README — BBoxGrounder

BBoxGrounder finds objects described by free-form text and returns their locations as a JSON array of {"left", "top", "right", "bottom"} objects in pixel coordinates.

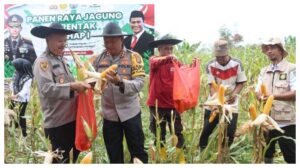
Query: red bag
[
  {"left": 75, "top": 88, "right": 97, "bottom": 151},
  {"left": 173, "top": 59, "right": 200, "bottom": 113}
]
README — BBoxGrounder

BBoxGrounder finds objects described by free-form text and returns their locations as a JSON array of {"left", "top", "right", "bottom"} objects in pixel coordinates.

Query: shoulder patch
[
  {"left": 40, "top": 61, "right": 49, "bottom": 71},
  {"left": 133, "top": 53, "right": 142, "bottom": 64}
]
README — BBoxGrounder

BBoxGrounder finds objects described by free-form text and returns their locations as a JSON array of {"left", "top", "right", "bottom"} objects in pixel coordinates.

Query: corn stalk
[{"left": 216, "top": 106, "right": 230, "bottom": 163}]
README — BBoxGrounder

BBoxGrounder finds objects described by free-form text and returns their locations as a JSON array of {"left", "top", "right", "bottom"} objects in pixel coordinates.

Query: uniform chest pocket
[
  {"left": 274, "top": 81, "right": 289, "bottom": 93},
  {"left": 52, "top": 68, "right": 67, "bottom": 84}
]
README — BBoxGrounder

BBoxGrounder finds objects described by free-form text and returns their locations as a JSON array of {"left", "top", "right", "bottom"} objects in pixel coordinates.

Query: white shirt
[{"left": 10, "top": 78, "right": 32, "bottom": 102}]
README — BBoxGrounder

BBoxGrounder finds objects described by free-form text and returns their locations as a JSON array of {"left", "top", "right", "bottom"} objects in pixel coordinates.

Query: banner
[{"left": 4, "top": 4, "right": 155, "bottom": 78}]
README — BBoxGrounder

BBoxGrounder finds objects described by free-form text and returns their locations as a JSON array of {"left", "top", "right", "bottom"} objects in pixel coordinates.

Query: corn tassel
[
  {"left": 218, "top": 85, "right": 225, "bottom": 105},
  {"left": 80, "top": 152, "right": 92, "bottom": 164},
  {"left": 249, "top": 104, "right": 258, "bottom": 121},
  {"left": 263, "top": 95, "right": 274, "bottom": 115}
]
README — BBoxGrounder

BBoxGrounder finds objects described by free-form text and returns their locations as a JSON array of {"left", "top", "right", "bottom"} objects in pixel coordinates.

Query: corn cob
[
  {"left": 81, "top": 117, "right": 93, "bottom": 142},
  {"left": 100, "top": 64, "right": 118, "bottom": 78},
  {"left": 218, "top": 85, "right": 225, "bottom": 105},
  {"left": 263, "top": 95, "right": 274, "bottom": 115},
  {"left": 249, "top": 104, "right": 258, "bottom": 121},
  {"left": 84, "top": 64, "right": 118, "bottom": 79},
  {"left": 80, "top": 152, "right": 92, "bottom": 164},
  {"left": 260, "top": 84, "right": 267, "bottom": 97}
]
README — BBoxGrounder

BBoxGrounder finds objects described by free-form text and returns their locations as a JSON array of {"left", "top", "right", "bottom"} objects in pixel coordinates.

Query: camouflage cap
[
  {"left": 6, "top": 14, "right": 23, "bottom": 27},
  {"left": 261, "top": 37, "right": 288, "bottom": 57},
  {"left": 214, "top": 39, "right": 228, "bottom": 56}
]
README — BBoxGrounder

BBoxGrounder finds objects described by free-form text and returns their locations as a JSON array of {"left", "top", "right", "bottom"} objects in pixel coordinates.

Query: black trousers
[
  {"left": 199, "top": 109, "right": 238, "bottom": 149},
  {"left": 149, "top": 106, "right": 184, "bottom": 148},
  {"left": 103, "top": 113, "right": 148, "bottom": 163},
  {"left": 10, "top": 101, "right": 27, "bottom": 137},
  {"left": 44, "top": 121, "right": 80, "bottom": 164},
  {"left": 264, "top": 125, "right": 295, "bottom": 163}
]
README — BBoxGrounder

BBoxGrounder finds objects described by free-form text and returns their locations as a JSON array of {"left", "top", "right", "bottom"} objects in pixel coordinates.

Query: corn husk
[
  {"left": 133, "top": 157, "right": 143, "bottom": 164},
  {"left": 4, "top": 108, "right": 16, "bottom": 126},
  {"left": 251, "top": 113, "right": 284, "bottom": 133},
  {"left": 149, "top": 144, "right": 156, "bottom": 161},
  {"left": 235, "top": 120, "right": 252, "bottom": 137}
]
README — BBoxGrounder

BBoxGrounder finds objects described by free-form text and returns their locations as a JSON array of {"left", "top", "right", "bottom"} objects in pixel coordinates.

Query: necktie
[
  {"left": 130, "top": 35, "right": 138, "bottom": 49},
  {"left": 12, "top": 41, "right": 17, "bottom": 49}
]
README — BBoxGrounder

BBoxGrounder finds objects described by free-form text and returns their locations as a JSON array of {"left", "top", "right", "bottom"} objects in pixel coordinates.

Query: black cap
[
  {"left": 148, "top": 34, "right": 182, "bottom": 48},
  {"left": 97, "top": 22, "right": 131, "bottom": 37},
  {"left": 6, "top": 14, "right": 23, "bottom": 27},
  {"left": 31, "top": 22, "right": 77, "bottom": 38}
]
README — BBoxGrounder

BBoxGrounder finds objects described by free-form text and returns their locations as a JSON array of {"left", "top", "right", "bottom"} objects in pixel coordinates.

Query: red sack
[
  {"left": 173, "top": 59, "right": 200, "bottom": 113},
  {"left": 75, "top": 88, "right": 97, "bottom": 151}
]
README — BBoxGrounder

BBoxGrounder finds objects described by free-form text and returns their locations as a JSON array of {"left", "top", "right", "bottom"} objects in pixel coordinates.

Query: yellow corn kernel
[
  {"left": 263, "top": 95, "right": 274, "bottom": 115},
  {"left": 211, "top": 80, "right": 219, "bottom": 92},
  {"left": 218, "top": 85, "right": 225, "bottom": 105},
  {"left": 260, "top": 84, "right": 267, "bottom": 97},
  {"left": 100, "top": 64, "right": 118, "bottom": 78},
  {"left": 248, "top": 104, "right": 257, "bottom": 121},
  {"left": 80, "top": 152, "right": 92, "bottom": 164}
]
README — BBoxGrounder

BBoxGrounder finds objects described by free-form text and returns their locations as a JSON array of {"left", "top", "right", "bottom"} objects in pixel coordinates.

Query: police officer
[
  {"left": 93, "top": 22, "right": 148, "bottom": 163},
  {"left": 5, "top": 14, "right": 37, "bottom": 64},
  {"left": 31, "top": 22, "right": 91, "bottom": 163},
  {"left": 256, "top": 38, "right": 296, "bottom": 164}
]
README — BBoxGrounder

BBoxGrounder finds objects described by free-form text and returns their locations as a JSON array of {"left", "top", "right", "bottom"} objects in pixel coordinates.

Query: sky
[{"left": 155, "top": 0, "right": 299, "bottom": 44}]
